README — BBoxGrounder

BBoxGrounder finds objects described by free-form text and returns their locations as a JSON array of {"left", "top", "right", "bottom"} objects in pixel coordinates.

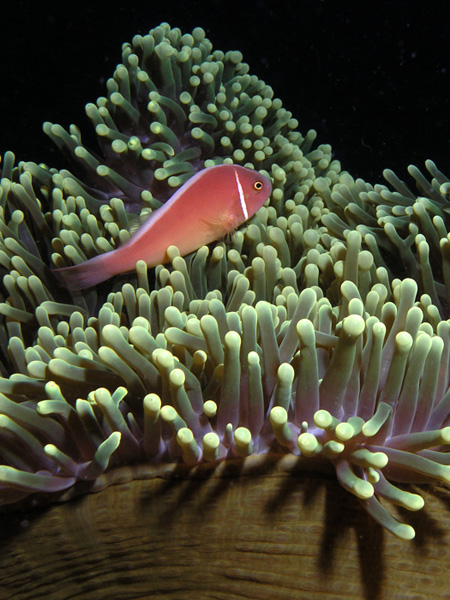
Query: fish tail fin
[{"left": 53, "top": 255, "right": 111, "bottom": 290}]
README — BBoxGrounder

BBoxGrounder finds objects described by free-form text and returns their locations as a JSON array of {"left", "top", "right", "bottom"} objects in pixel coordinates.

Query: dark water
[{"left": 1, "top": 1, "right": 449, "bottom": 185}]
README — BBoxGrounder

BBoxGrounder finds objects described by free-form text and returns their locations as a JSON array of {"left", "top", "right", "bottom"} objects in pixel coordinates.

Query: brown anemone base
[{"left": 0, "top": 457, "right": 449, "bottom": 600}]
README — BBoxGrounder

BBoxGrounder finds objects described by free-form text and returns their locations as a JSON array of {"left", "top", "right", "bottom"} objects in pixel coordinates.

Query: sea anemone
[{"left": 0, "top": 22, "right": 449, "bottom": 543}]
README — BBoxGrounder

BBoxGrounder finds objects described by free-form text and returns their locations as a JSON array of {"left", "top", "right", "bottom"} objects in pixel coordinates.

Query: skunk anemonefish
[{"left": 55, "top": 164, "right": 272, "bottom": 289}]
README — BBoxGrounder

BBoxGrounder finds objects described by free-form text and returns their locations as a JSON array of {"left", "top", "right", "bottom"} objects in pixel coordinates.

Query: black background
[{"left": 1, "top": 1, "right": 449, "bottom": 185}]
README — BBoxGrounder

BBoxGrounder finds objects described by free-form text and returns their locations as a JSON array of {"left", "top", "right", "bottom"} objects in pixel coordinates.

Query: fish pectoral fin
[{"left": 202, "top": 213, "right": 240, "bottom": 236}]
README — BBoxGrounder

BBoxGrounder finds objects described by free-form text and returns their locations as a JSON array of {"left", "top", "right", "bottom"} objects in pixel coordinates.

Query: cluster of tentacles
[{"left": 0, "top": 22, "right": 449, "bottom": 540}]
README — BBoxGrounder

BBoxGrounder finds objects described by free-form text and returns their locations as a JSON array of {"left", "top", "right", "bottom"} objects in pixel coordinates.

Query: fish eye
[{"left": 253, "top": 180, "right": 263, "bottom": 191}]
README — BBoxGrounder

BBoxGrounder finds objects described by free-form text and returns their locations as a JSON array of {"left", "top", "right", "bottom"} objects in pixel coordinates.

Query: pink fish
[{"left": 55, "top": 164, "right": 272, "bottom": 289}]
